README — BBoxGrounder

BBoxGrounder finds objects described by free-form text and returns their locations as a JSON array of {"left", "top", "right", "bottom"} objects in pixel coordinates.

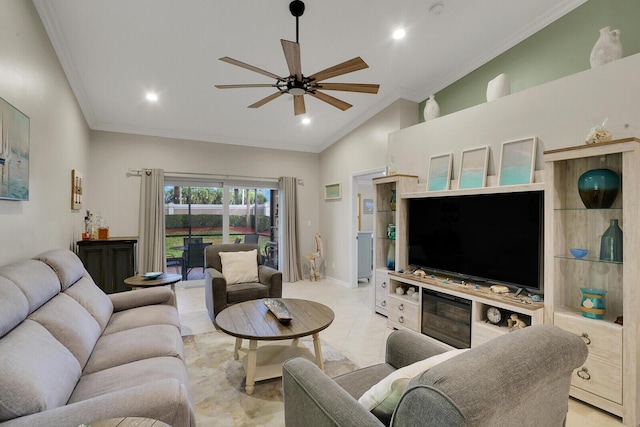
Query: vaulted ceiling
[{"left": 34, "top": 0, "right": 585, "bottom": 153}]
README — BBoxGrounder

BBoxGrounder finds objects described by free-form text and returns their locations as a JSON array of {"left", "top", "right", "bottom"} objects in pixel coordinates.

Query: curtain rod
[
  {"left": 127, "top": 168, "right": 276, "bottom": 181},
  {"left": 126, "top": 168, "right": 303, "bottom": 185}
]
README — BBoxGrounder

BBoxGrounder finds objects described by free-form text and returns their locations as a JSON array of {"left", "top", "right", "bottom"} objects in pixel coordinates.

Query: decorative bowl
[
  {"left": 143, "top": 271, "right": 163, "bottom": 280},
  {"left": 570, "top": 248, "right": 588, "bottom": 259}
]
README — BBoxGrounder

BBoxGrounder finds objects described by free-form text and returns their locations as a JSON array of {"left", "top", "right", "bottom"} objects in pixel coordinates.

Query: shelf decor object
[
  {"left": 590, "top": 26, "right": 623, "bottom": 68},
  {"left": 390, "top": 190, "right": 396, "bottom": 211},
  {"left": 486, "top": 73, "right": 511, "bottom": 101},
  {"left": 324, "top": 183, "right": 341, "bottom": 200},
  {"left": 498, "top": 137, "right": 537, "bottom": 186},
  {"left": 577, "top": 168, "right": 620, "bottom": 208},
  {"left": 427, "top": 153, "right": 452, "bottom": 191},
  {"left": 600, "top": 219, "right": 623, "bottom": 262},
  {"left": 580, "top": 288, "right": 607, "bottom": 319},
  {"left": 423, "top": 95, "right": 440, "bottom": 120},
  {"left": 386, "top": 241, "right": 395, "bottom": 270},
  {"left": 458, "top": 146, "right": 489, "bottom": 189}
]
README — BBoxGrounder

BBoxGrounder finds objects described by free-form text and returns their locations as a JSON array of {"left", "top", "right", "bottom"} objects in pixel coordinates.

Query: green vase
[{"left": 599, "top": 219, "right": 623, "bottom": 262}]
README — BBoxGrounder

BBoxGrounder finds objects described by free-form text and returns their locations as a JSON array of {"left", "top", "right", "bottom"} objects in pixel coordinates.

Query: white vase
[
  {"left": 423, "top": 95, "right": 440, "bottom": 120},
  {"left": 590, "top": 26, "right": 623, "bottom": 68},
  {"left": 486, "top": 73, "right": 510, "bottom": 102}
]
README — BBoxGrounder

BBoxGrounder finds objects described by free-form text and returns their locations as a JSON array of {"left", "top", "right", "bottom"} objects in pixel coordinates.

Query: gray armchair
[
  {"left": 204, "top": 243, "right": 282, "bottom": 321},
  {"left": 283, "top": 325, "right": 588, "bottom": 427}
]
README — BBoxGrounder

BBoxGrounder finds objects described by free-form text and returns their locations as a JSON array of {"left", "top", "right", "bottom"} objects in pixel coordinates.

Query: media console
[{"left": 386, "top": 270, "right": 544, "bottom": 348}]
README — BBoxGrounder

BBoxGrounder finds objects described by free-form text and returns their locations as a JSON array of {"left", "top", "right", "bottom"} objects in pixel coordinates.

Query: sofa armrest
[
  {"left": 109, "top": 287, "right": 176, "bottom": 312},
  {"left": 258, "top": 265, "right": 282, "bottom": 297},
  {"left": 385, "top": 330, "right": 448, "bottom": 369},
  {"left": 0, "top": 379, "right": 194, "bottom": 427},
  {"left": 283, "top": 357, "right": 384, "bottom": 427}
]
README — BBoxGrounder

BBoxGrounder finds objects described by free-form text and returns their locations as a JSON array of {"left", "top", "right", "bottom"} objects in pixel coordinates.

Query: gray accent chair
[
  {"left": 283, "top": 325, "right": 588, "bottom": 427},
  {"left": 204, "top": 243, "right": 282, "bottom": 321}
]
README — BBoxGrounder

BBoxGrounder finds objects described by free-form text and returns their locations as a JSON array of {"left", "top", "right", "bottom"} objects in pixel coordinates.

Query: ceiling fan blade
[
  {"left": 308, "top": 91, "right": 352, "bottom": 111},
  {"left": 219, "top": 57, "right": 282, "bottom": 80},
  {"left": 293, "top": 95, "right": 306, "bottom": 116},
  {"left": 215, "top": 84, "right": 277, "bottom": 89},
  {"left": 248, "top": 91, "right": 285, "bottom": 108},
  {"left": 314, "top": 83, "right": 380, "bottom": 94},
  {"left": 281, "top": 39, "right": 302, "bottom": 80},
  {"left": 308, "top": 57, "right": 369, "bottom": 83}
]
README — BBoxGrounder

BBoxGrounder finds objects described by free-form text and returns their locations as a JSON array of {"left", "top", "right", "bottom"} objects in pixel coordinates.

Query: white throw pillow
[
  {"left": 219, "top": 249, "right": 259, "bottom": 285},
  {"left": 358, "top": 348, "right": 469, "bottom": 418}
]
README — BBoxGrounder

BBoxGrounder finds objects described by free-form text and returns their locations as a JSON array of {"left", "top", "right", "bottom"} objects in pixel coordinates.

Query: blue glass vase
[
  {"left": 600, "top": 219, "right": 623, "bottom": 262},
  {"left": 386, "top": 241, "right": 395, "bottom": 270},
  {"left": 578, "top": 168, "right": 620, "bottom": 209}
]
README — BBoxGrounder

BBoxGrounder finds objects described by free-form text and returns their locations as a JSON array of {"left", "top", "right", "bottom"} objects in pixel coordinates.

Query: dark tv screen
[{"left": 408, "top": 191, "right": 543, "bottom": 291}]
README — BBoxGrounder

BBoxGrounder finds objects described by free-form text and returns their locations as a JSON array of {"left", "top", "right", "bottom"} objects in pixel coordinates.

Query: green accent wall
[{"left": 419, "top": 0, "right": 640, "bottom": 121}]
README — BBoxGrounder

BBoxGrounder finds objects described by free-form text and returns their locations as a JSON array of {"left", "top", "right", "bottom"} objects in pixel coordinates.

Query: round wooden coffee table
[
  {"left": 123, "top": 273, "right": 182, "bottom": 291},
  {"left": 215, "top": 298, "right": 334, "bottom": 394}
]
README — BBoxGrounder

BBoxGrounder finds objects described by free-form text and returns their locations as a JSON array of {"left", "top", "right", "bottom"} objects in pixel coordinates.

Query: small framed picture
[
  {"left": 363, "top": 198, "right": 374, "bottom": 214},
  {"left": 498, "top": 137, "right": 537, "bottom": 186},
  {"left": 427, "top": 153, "right": 453, "bottom": 191},
  {"left": 458, "top": 146, "right": 489, "bottom": 189},
  {"left": 324, "top": 183, "right": 342, "bottom": 200}
]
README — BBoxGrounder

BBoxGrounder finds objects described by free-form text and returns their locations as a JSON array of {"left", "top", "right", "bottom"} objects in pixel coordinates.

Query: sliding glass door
[{"left": 164, "top": 180, "right": 278, "bottom": 279}]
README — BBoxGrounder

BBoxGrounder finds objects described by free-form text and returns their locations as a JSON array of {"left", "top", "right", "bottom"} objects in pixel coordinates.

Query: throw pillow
[
  {"left": 358, "top": 348, "right": 469, "bottom": 419},
  {"left": 219, "top": 249, "right": 259, "bottom": 285}
]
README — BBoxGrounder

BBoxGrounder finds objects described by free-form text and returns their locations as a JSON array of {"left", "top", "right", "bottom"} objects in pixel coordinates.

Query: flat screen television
[{"left": 407, "top": 190, "right": 544, "bottom": 293}]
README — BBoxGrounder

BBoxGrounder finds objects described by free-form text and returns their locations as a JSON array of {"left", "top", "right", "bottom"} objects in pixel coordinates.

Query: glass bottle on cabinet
[{"left": 544, "top": 138, "right": 640, "bottom": 425}]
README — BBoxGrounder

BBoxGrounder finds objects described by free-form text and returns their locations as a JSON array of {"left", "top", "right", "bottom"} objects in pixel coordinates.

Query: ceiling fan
[{"left": 215, "top": 0, "right": 380, "bottom": 116}]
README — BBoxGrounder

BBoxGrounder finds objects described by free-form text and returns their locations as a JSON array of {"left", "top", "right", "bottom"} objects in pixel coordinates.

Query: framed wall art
[
  {"left": 458, "top": 146, "right": 489, "bottom": 189},
  {"left": 363, "top": 198, "right": 373, "bottom": 214},
  {"left": 71, "top": 169, "right": 83, "bottom": 210},
  {"left": 498, "top": 137, "right": 537, "bottom": 186},
  {"left": 427, "top": 153, "right": 452, "bottom": 191},
  {"left": 324, "top": 182, "right": 341, "bottom": 200},
  {"left": 0, "top": 97, "right": 30, "bottom": 201}
]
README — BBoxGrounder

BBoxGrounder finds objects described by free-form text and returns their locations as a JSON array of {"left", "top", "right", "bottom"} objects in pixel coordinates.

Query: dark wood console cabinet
[{"left": 77, "top": 237, "right": 137, "bottom": 294}]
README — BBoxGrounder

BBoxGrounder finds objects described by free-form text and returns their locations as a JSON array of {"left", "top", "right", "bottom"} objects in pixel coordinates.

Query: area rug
[{"left": 183, "top": 331, "right": 359, "bottom": 426}]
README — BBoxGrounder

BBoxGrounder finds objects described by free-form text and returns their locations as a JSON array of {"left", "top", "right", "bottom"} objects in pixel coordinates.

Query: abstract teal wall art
[
  {"left": 459, "top": 146, "right": 489, "bottom": 189},
  {"left": 498, "top": 137, "right": 536, "bottom": 186},
  {"left": 0, "top": 97, "right": 30, "bottom": 201},
  {"left": 427, "top": 153, "right": 452, "bottom": 191}
]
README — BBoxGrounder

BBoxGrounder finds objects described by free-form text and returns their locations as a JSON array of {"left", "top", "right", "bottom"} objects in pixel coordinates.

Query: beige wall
[
  {"left": 319, "top": 99, "right": 418, "bottom": 285},
  {"left": 391, "top": 53, "right": 640, "bottom": 184},
  {"left": 0, "top": 0, "right": 90, "bottom": 264},
  {"left": 88, "top": 131, "right": 320, "bottom": 262}
]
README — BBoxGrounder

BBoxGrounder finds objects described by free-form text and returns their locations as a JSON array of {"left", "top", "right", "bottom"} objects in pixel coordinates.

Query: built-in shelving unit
[
  {"left": 544, "top": 138, "right": 640, "bottom": 426},
  {"left": 372, "top": 174, "right": 418, "bottom": 316}
]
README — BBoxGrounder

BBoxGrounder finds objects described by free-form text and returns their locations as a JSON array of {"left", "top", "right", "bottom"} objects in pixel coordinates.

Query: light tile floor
[{"left": 175, "top": 278, "right": 622, "bottom": 427}]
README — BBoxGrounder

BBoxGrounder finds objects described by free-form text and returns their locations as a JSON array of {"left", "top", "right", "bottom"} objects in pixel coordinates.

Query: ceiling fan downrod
[{"left": 289, "top": 0, "right": 305, "bottom": 43}]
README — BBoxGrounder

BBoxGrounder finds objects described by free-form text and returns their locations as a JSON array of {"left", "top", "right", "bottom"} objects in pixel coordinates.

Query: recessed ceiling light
[
  {"left": 392, "top": 29, "right": 406, "bottom": 40},
  {"left": 146, "top": 92, "right": 158, "bottom": 102},
  {"left": 301, "top": 117, "right": 311, "bottom": 125}
]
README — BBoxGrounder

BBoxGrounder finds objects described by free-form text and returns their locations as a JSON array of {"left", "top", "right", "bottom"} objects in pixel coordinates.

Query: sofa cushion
[
  {"left": 358, "top": 348, "right": 468, "bottom": 422},
  {"left": 227, "top": 282, "right": 270, "bottom": 303},
  {"left": 28, "top": 293, "right": 102, "bottom": 368},
  {"left": 69, "top": 356, "right": 191, "bottom": 405},
  {"left": 64, "top": 276, "right": 114, "bottom": 331},
  {"left": 33, "top": 249, "right": 87, "bottom": 291},
  {"left": 0, "top": 260, "right": 60, "bottom": 314},
  {"left": 0, "top": 320, "right": 81, "bottom": 422},
  {"left": 103, "top": 304, "right": 180, "bottom": 335},
  {"left": 0, "top": 277, "right": 29, "bottom": 338},
  {"left": 219, "top": 249, "right": 259, "bottom": 285},
  {"left": 83, "top": 324, "right": 184, "bottom": 374}
]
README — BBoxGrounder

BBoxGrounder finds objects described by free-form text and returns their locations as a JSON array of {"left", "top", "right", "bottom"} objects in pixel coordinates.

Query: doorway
[{"left": 350, "top": 168, "right": 385, "bottom": 288}]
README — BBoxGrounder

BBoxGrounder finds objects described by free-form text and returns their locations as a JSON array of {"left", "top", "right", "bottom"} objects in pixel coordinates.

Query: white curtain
[
  {"left": 138, "top": 168, "right": 166, "bottom": 273},
  {"left": 279, "top": 176, "right": 302, "bottom": 282}
]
